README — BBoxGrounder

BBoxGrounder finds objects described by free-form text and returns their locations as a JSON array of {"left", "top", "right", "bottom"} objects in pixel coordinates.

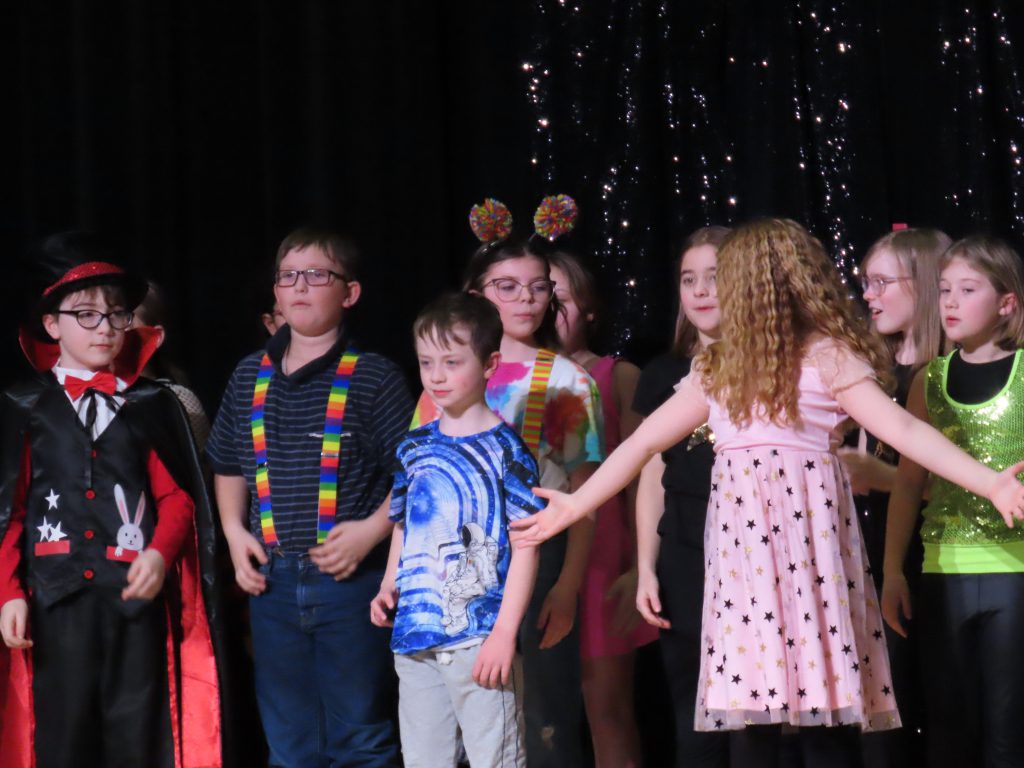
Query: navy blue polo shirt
[{"left": 207, "top": 327, "right": 414, "bottom": 555}]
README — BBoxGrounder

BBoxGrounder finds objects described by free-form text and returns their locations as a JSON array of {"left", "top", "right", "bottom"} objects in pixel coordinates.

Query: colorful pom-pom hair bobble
[
  {"left": 469, "top": 198, "right": 514, "bottom": 244},
  {"left": 534, "top": 194, "right": 578, "bottom": 241}
]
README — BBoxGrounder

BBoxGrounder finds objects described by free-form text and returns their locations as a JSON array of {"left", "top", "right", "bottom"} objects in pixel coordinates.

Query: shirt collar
[{"left": 265, "top": 325, "right": 352, "bottom": 381}]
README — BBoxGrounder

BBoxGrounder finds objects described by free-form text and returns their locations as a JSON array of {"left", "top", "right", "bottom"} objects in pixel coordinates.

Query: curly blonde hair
[{"left": 699, "top": 218, "right": 891, "bottom": 426}]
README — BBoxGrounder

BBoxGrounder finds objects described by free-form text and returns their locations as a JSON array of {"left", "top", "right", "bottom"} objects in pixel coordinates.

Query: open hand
[
  {"left": 880, "top": 572, "right": 912, "bottom": 638},
  {"left": 473, "top": 626, "right": 516, "bottom": 688},
  {"left": 509, "top": 488, "right": 585, "bottom": 547},
  {"left": 988, "top": 459, "right": 1024, "bottom": 528},
  {"left": 537, "top": 581, "right": 576, "bottom": 649}
]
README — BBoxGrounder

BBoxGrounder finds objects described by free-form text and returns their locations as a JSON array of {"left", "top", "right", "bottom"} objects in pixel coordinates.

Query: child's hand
[
  {"left": 122, "top": 549, "right": 167, "bottom": 601},
  {"left": 473, "top": 626, "right": 516, "bottom": 689},
  {"left": 635, "top": 569, "right": 671, "bottom": 630},
  {"left": 310, "top": 518, "right": 378, "bottom": 580},
  {"left": 224, "top": 526, "right": 268, "bottom": 595},
  {"left": 509, "top": 489, "right": 585, "bottom": 547},
  {"left": 369, "top": 584, "right": 399, "bottom": 628},
  {"left": 0, "top": 598, "right": 32, "bottom": 649},
  {"left": 606, "top": 568, "right": 642, "bottom": 636},
  {"left": 988, "top": 460, "right": 1024, "bottom": 528},
  {"left": 838, "top": 448, "right": 893, "bottom": 496},
  {"left": 536, "top": 580, "right": 576, "bottom": 649},
  {"left": 881, "top": 572, "right": 912, "bottom": 638}
]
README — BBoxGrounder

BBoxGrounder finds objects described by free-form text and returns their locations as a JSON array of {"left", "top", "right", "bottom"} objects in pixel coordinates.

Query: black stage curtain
[{"left": 4, "top": 1, "right": 1024, "bottom": 405}]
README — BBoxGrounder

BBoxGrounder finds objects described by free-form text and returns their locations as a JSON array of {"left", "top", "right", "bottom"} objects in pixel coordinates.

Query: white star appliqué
[
  {"left": 49, "top": 521, "right": 67, "bottom": 542},
  {"left": 45, "top": 489, "right": 60, "bottom": 510},
  {"left": 37, "top": 517, "right": 53, "bottom": 542}
]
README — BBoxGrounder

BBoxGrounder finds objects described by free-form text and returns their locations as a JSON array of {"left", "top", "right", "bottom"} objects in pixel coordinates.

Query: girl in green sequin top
[{"left": 883, "top": 235, "right": 1024, "bottom": 768}]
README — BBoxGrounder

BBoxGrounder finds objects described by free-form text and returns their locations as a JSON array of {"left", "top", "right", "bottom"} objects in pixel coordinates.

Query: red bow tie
[{"left": 64, "top": 372, "right": 118, "bottom": 400}]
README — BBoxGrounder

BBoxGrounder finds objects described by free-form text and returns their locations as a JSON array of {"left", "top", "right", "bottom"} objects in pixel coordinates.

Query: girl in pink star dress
[{"left": 512, "top": 219, "right": 1024, "bottom": 768}]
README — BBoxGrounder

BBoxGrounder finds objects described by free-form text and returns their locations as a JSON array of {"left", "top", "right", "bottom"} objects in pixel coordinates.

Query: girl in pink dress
[
  {"left": 549, "top": 250, "right": 657, "bottom": 768},
  {"left": 513, "top": 219, "right": 1024, "bottom": 768}
]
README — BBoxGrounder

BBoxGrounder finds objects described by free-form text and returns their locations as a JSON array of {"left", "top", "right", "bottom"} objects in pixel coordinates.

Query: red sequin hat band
[{"left": 42, "top": 261, "right": 126, "bottom": 297}]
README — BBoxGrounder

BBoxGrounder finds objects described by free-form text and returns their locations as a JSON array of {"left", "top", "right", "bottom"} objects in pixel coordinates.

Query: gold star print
[
  {"left": 840, "top": 598, "right": 849, "bottom": 607},
  {"left": 777, "top": 659, "right": 785, "bottom": 669},
  {"left": 707, "top": 678, "right": 714, "bottom": 688},
  {"left": 725, "top": 625, "right": 733, "bottom": 635},
  {"left": 846, "top": 693, "right": 854, "bottom": 704},
  {"left": 833, "top": 574, "right": 843, "bottom": 583},
  {"left": 800, "top": 638, "right": 808, "bottom": 647},
  {"left": 866, "top": 599, "right": 877, "bottom": 608},
  {"left": 738, "top": 646, "right": 747, "bottom": 655},
  {"left": 801, "top": 560, "right": 809, "bottom": 569},
  {"left": 725, "top": 492, "right": 734, "bottom": 501},
  {"left": 756, "top": 566, "right": 764, "bottom": 576},
  {"left": 744, "top": 546, "right": 753, "bottom": 556},
  {"left": 771, "top": 472, "right": 779, "bottom": 481},
  {"left": 721, "top": 549, "right": 730, "bottom": 559},
  {"left": 717, "top": 472, "right": 725, "bottom": 480},
  {"left": 823, "top": 457, "right": 831, "bottom": 466},
  {"left": 743, "top": 467, "right": 751, "bottom": 476},
  {"left": 744, "top": 718, "right": 755, "bottom": 726},
  {"left": 753, "top": 489, "right": 759, "bottom": 498},
  {"left": 807, "top": 509, "right": 815, "bottom": 518},
  {"left": 730, "top": 699, "right": 739, "bottom": 708},
  {"left": 760, "top": 643, "right": 767, "bottom": 653},
  {"left": 820, "top": 530, "right": 830, "bottom": 540},
  {"left": 833, "top": 674, "right": 841, "bottom": 684},
  {"left": 729, "top": 569, "right": 738, "bottom": 579},
  {"left": 808, "top": 660, "right": 817, "bottom": 670},
  {"left": 757, "top": 662, "right": 764, "bottom": 671},
  {"left": 825, "top": 651, "right": 833, "bottom": 661}
]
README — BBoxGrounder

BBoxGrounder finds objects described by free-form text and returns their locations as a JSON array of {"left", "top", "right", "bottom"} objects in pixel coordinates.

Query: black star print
[
  {"left": 750, "top": 596, "right": 758, "bottom": 606},
  {"left": 788, "top": 562, "right": 797, "bottom": 573},
  {"left": 845, "top": 516, "right": 852, "bottom": 527},
  {"left": 842, "top": 644, "right": 852, "bottom": 655},
  {"left": 753, "top": 458, "right": 762, "bottom": 468},
  {"left": 852, "top": 662, "right": 860, "bottom": 672},
  {"left": 711, "top": 483, "right": 718, "bottom": 492},
  {"left": 882, "top": 685, "right": 891, "bottom": 696},
  {"left": 811, "top": 706, "right": 820, "bottom": 717},
  {"left": 782, "top": 703, "right": 790, "bottom": 712},
  {"left": 722, "top": 523, "right": 729, "bottom": 532},
  {"left": 716, "top": 664, "right": 724, "bottom": 674},
  {"left": 715, "top": 719, "right": 724, "bottom": 729},
  {"left": 731, "top": 674, "right": 742, "bottom": 684},
  {"left": 797, "top": 688, "right": 807, "bottom": 698},
  {"left": 786, "top": 486, "right": 794, "bottom": 496},
  {"left": 764, "top": 611, "right": 775, "bottom": 622},
  {"left": 831, "top": 523, "right": 837, "bottom": 533},
  {"left": 847, "top": 580, "right": 856, "bottom": 590},
  {"left": 741, "top": 614, "right": 751, "bottom": 625},
  {"left": 734, "top": 538, "right": 740, "bottom": 548},
  {"left": 768, "top": 688, "right": 777, "bottom": 699},
  {"left": 761, "top": 535, "right": 770, "bottom": 545},
  {"left": 793, "top": 510, "right": 803, "bottom": 521},
  {"left": 803, "top": 536, "right": 810, "bottom": 546},
  {"left": 786, "top": 638, "right": 795, "bottom": 648},
  {"left": 707, "top": 645, "right": 716, "bottom": 656},
  {"left": 771, "top": 449, "right": 779, "bottom": 456},
  {"left": 815, "top": 575, "right": 825, "bottom": 586},
  {"left": 735, "top": 496, "right": 744, "bottom": 506},
  {"left": 747, "top": 519, "right": 756, "bottom": 529},
  {"left": 863, "top": 655, "right": 871, "bottom": 664},
  {"left": 724, "top": 599, "right": 734, "bottom": 609},
  {"left": 828, "top": 625, "right": 838, "bottom": 636},
  {"left": 822, "top": 600, "right": 829, "bottom": 608},
  {"left": 805, "top": 460, "right": 816, "bottom": 470},
  {"left": 771, "top": 524, "right": 781, "bottom": 534},
  {"left": 797, "top": 587, "right": 803, "bottom": 597},
  {"left": 750, "top": 689, "right": 760, "bottom": 700},
  {"left": 778, "top": 468, "right": 785, "bottom": 477},
  {"left": 873, "top": 630, "right": 883, "bottom": 640},
  {"left": 803, "top": 612, "right": 811, "bottom": 623},
  {"left": 727, "top": 459, "right": 732, "bottom": 467},
  {"left": 825, "top": 498, "right": 834, "bottom": 509}
]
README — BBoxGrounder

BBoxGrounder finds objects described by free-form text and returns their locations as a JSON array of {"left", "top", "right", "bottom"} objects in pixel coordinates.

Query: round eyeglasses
[
  {"left": 56, "top": 309, "right": 134, "bottom": 330},
  {"left": 483, "top": 278, "right": 555, "bottom": 303},
  {"left": 860, "top": 276, "right": 911, "bottom": 296}
]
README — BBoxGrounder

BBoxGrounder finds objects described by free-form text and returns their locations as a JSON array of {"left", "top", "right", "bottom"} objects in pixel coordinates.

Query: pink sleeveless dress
[
  {"left": 579, "top": 356, "right": 659, "bottom": 659},
  {"left": 685, "top": 338, "right": 899, "bottom": 732}
]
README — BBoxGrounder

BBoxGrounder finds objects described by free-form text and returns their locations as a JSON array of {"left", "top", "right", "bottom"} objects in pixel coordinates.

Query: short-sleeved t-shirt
[
  {"left": 206, "top": 328, "right": 414, "bottom": 554},
  {"left": 389, "top": 420, "right": 545, "bottom": 654},
  {"left": 413, "top": 353, "right": 605, "bottom": 491}
]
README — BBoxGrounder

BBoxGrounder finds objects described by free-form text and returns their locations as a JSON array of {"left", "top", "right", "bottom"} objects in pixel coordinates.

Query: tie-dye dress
[{"left": 680, "top": 337, "right": 900, "bottom": 733}]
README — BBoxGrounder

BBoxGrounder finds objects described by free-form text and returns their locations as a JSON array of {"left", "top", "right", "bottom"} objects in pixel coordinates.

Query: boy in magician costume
[{"left": 0, "top": 233, "right": 224, "bottom": 768}]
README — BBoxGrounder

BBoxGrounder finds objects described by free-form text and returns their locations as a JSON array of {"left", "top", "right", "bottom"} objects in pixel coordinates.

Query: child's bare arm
[
  {"left": 215, "top": 473, "right": 267, "bottom": 595},
  {"left": 636, "top": 454, "right": 670, "bottom": 629},
  {"left": 370, "top": 524, "right": 404, "bottom": 628},
  {"left": 837, "top": 378, "right": 1024, "bottom": 524},
  {"left": 511, "top": 381, "right": 710, "bottom": 546},
  {"left": 473, "top": 542, "right": 539, "bottom": 688}
]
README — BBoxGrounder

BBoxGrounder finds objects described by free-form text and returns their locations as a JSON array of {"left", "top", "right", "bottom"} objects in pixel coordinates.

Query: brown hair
[
  {"left": 413, "top": 292, "right": 504, "bottom": 363},
  {"left": 941, "top": 235, "right": 1024, "bottom": 351},
  {"left": 546, "top": 249, "right": 604, "bottom": 346},
  {"left": 275, "top": 228, "right": 361, "bottom": 280},
  {"left": 699, "top": 219, "right": 891, "bottom": 426},
  {"left": 673, "top": 226, "right": 731, "bottom": 356},
  {"left": 861, "top": 228, "right": 951, "bottom": 370}
]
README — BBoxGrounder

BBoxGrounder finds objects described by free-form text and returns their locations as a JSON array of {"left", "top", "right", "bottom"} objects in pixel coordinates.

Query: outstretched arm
[
  {"left": 511, "top": 381, "right": 710, "bottom": 546},
  {"left": 836, "top": 378, "right": 1024, "bottom": 525}
]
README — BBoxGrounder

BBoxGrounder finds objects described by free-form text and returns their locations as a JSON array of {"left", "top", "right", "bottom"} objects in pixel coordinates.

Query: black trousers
[
  {"left": 31, "top": 587, "right": 173, "bottom": 768},
  {"left": 657, "top": 505, "right": 730, "bottom": 768},
  {"left": 919, "top": 572, "right": 1024, "bottom": 768}
]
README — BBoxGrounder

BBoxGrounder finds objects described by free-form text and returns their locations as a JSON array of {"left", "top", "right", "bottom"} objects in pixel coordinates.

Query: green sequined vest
[{"left": 922, "top": 349, "right": 1024, "bottom": 547}]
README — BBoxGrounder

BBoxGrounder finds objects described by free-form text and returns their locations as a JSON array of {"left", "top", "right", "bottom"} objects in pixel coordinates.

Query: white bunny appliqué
[{"left": 113, "top": 484, "right": 146, "bottom": 557}]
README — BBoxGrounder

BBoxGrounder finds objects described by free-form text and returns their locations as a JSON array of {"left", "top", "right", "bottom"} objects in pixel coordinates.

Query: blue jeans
[{"left": 249, "top": 552, "right": 400, "bottom": 768}]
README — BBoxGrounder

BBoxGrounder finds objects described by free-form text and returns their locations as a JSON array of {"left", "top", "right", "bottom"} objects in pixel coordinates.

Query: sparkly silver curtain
[{"left": 521, "top": 0, "right": 1024, "bottom": 357}]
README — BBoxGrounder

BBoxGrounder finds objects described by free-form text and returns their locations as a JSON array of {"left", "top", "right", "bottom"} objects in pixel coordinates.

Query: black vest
[{"left": 24, "top": 387, "right": 157, "bottom": 615}]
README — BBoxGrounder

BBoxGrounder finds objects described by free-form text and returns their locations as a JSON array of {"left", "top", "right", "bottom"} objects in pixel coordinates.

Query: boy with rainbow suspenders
[{"left": 207, "top": 229, "right": 412, "bottom": 768}]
